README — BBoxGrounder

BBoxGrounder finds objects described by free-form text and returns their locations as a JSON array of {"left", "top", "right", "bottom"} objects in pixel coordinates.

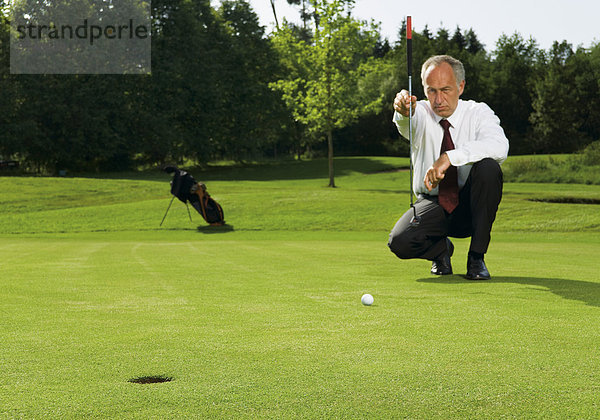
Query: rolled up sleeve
[{"left": 447, "top": 103, "right": 509, "bottom": 167}]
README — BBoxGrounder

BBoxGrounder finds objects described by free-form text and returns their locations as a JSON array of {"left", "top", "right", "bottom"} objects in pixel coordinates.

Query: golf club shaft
[{"left": 407, "top": 16, "right": 414, "bottom": 208}]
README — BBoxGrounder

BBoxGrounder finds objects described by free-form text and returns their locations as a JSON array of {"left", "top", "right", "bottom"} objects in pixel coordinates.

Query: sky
[{"left": 240, "top": 0, "right": 599, "bottom": 52}]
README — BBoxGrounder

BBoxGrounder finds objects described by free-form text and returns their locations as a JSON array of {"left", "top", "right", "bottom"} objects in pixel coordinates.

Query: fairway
[{"left": 2, "top": 157, "right": 600, "bottom": 418}]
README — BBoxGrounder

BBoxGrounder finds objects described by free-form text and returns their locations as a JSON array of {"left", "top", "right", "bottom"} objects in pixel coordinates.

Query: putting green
[{"left": 1, "top": 157, "right": 600, "bottom": 418}]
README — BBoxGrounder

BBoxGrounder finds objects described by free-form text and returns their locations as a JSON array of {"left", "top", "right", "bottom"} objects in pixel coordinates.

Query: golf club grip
[{"left": 406, "top": 16, "right": 412, "bottom": 76}]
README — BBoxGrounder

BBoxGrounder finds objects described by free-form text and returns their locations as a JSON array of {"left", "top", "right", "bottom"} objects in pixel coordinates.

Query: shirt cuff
[
  {"left": 446, "top": 149, "right": 469, "bottom": 167},
  {"left": 393, "top": 110, "right": 406, "bottom": 123}
]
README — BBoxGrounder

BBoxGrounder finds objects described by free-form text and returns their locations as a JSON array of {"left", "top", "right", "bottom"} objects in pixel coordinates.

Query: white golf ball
[{"left": 361, "top": 293, "right": 374, "bottom": 306}]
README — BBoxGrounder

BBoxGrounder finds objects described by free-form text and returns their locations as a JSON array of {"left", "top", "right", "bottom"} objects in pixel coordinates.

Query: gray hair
[{"left": 421, "top": 55, "right": 465, "bottom": 88}]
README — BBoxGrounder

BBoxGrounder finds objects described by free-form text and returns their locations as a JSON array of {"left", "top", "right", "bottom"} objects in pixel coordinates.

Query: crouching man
[{"left": 388, "top": 55, "right": 509, "bottom": 280}]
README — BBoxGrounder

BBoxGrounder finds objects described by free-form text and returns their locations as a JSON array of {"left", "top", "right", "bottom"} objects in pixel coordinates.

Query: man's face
[{"left": 423, "top": 62, "right": 465, "bottom": 118}]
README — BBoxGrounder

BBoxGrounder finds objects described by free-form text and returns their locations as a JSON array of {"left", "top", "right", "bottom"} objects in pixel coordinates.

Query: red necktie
[{"left": 438, "top": 119, "right": 459, "bottom": 213}]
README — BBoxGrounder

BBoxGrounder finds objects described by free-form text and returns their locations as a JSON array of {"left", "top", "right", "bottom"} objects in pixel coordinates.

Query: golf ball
[{"left": 361, "top": 293, "right": 374, "bottom": 306}]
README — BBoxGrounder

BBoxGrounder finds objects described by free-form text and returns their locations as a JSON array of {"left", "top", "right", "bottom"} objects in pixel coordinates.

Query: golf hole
[
  {"left": 128, "top": 375, "right": 173, "bottom": 384},
  {"left": 528, "top": 197, "right": 600, "bottom": 205}
]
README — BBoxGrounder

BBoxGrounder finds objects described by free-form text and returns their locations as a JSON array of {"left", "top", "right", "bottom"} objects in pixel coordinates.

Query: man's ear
[{"left": 458, "top": 80, "right": 465, "bottom": 96}]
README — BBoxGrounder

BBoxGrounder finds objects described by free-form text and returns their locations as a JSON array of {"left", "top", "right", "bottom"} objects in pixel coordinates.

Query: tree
[
  {"left": 529, "top": 41, "right": 581, "bottom": 153},
  {"left": 286, "top": 0, "right": 313, "bottom": 33},
  {"left": 271, "top": 0, "right": 381, "bottom": 187},
  {"left": 0, "top": 10, "right": 19, "bottom": 162},
  {"left": 570, "top": 45, "right": 600, "bottom": 145},
  {"left": 421, "top": 24, "right": 432, "bottom": 41},
  {"left": 451, "top": 26, "right": 466, "bottom": 51},
  {"left": 216, "top": 0, "right": 291, "bottom": 161},
  {"left": 434, "top": 27, "right": 451, "bottom": 53},
  {"left": 485, "top": 34, "right": 539, "bottom": 153},
  {"left": 530, "top": 41, "right": 600, "bottom": 153},
  {"left": 465, "top": 29, "right": 484, "bottom": 54}
]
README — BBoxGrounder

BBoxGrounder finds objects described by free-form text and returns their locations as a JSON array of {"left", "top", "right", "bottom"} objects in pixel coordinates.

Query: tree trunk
[
  {"left": 270, "top": 0, "right": 279, "bottom": 28},
  {"left": 301, "top": 0, "right": 307, "bottom": 30},
  {"left": 327, "top": 128, "right": 335, "bottom": 187},
  {"left": 313, "top": 3, "right": 319, "bottom": 35}
]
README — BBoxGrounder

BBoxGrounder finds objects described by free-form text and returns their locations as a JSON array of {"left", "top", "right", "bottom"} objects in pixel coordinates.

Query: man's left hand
[{"left": 424, "top": 153, "right": 451, "bottom": 191}]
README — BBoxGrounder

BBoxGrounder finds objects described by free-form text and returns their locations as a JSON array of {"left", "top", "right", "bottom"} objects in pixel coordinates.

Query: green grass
[
  {"left": 1, "top": 156, "right": 600, "bottom": 418},
  {"left": 503, "top": 147, "right": 600, "bottom": 185}
]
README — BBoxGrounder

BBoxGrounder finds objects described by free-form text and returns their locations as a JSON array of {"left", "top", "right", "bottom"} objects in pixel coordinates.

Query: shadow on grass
[
  {"left": 73, "top": 157, "right": 408, "bottom": 182},
  {"left": 418, "top": 276, "right": 600, "bottom": 308},
  {"left": 196, "top": 224, "right": 235, "bottom": 234}
]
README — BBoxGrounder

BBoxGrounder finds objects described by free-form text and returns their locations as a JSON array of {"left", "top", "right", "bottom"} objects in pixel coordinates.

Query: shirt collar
[{"left": 434, "top": 100, "right": 463, "bottom": 127}]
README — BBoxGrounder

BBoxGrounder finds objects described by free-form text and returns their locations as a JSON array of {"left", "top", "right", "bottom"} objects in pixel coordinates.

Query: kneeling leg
[{"left": 388, "top": 197, "right": 449, "bottom": 261}]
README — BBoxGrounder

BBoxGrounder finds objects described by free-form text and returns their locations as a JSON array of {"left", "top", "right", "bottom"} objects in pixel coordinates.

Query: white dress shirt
[{"left": 393, "top": 99, "right": 509, "bottom": 196}]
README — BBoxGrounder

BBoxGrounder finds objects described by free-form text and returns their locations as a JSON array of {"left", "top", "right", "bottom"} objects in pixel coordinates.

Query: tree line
[{"left": 0, "top": 0, "right": 599, "bottom": 174}]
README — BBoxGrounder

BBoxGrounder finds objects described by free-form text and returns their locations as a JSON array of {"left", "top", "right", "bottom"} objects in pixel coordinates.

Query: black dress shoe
[
  {"left": 431, "top": 239, "right": 454, "bottom": 275},
  {"left": 466, "top": 255, "right": 491, "bottom": 280}
]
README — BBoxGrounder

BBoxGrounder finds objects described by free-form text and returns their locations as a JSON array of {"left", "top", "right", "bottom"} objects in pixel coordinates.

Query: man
[{"left": 388, "top": 55, "right": 509, "bottom": 280}]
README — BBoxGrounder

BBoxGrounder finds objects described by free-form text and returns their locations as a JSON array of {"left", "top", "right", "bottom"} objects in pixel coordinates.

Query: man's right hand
[{"left": 393, "top": 90, "right": 418, "bottom": 117}]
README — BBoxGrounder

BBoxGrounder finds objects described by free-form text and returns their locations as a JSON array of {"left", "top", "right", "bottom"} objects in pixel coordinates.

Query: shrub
[
  {"left": 505, "top": 157, "right": 548, "bottom": 178},
  {"left": 580, "top": 140, "right": 600, "bottom": 166}
]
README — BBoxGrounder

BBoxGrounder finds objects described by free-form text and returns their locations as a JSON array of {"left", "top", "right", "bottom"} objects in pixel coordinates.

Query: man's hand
[
  {"left": 393, "top": 90, "right": 417, "bottom": 117},
  {"left": 424, "top": 153, "right": 452, "bottom": 191}
]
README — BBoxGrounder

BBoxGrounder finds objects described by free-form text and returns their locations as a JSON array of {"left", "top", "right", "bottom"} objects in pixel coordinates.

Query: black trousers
[{"left": 388, "top": 158, "right": 503, "bottom": 261}]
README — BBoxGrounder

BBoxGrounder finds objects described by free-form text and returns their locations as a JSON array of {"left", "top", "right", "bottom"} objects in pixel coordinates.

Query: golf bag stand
[{"left": 161, "top": 166, "right": 225, "bottom": 226}]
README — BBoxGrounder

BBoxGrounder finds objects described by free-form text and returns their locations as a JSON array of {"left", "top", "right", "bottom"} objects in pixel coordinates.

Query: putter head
[{"left": 409, "top": 206, "right": 420, "bottom": 226}]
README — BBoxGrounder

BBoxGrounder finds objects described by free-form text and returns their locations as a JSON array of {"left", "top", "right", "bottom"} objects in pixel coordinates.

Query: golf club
[{"left": 407, "top": 16, "right": 420, "bottom": 225}]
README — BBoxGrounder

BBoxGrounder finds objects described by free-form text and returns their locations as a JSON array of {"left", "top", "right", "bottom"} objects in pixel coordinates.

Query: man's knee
[
  {"left": 472, "top": 158, "right": 503, "bottom": 183},
  {"left": 388, "top": 230, "right": 417, "bottom": 259}
]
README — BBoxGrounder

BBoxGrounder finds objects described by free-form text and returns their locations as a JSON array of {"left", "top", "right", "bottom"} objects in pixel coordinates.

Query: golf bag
[{"left": 163, "top": 166, "right": 225, "bottom": 225}]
